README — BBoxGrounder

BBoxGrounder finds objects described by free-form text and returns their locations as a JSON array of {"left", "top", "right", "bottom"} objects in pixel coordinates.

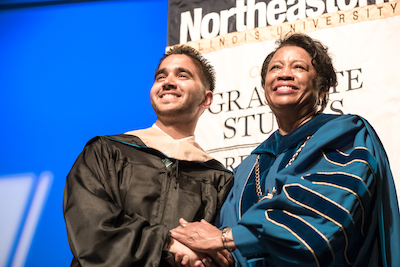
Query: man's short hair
[{"left": 156, "top": 45, "right": 216, "bottom": 92}]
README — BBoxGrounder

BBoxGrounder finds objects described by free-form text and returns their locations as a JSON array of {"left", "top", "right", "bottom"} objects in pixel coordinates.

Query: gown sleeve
[
  {"left": 63, "top": 137, "right": 170, "bottom": 267},
  {"left": 228, "top": 115, "right": 400, "bottom": 266}
]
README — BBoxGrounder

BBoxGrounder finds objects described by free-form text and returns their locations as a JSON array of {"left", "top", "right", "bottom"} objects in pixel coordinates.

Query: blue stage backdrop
[{"left": 0, "top": 0, "right": 168, "bottom": 266}]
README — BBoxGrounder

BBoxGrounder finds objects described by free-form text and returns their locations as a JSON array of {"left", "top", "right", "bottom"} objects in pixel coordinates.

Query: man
[{"left": 63, "top": 45, "right": 234, "bottom": 267}]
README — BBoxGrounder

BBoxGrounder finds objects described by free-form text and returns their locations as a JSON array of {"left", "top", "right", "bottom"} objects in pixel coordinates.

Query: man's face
[{"left": 150, "top": 54, "right": 207, "bottom": 119}]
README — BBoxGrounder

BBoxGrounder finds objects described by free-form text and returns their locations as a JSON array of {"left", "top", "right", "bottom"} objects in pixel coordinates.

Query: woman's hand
[
  {"left": 170, "top": 219, "right": 235, "bottom": 266},
  {"left": 171, "top": 218, "right": 224, "bottom": 252}
]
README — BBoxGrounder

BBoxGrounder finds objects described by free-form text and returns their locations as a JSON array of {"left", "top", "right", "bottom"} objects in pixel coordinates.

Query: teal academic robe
[{"left": 218, "top": 114, "right": 400, "bottom": 267}]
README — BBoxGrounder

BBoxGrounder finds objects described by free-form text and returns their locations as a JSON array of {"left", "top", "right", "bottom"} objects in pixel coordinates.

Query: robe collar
[{"left": 253, "top": 113, "right": 338, "bottom": 156}]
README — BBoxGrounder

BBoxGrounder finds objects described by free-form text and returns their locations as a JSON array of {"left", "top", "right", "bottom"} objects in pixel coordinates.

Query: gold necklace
[{"left": 255, "top": 135, "right": 312, "bottom": 201}]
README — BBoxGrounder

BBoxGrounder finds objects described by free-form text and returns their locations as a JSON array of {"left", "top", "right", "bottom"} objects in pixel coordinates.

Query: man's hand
[
  {"left": 166, "top": 238, "right": 205, "bottom": 267},
  {"left": 173, "top": 250, "right": 234, "bottom": 267},
  {"left": 205, "top": 250, "right": 235, "bottom": 267}
]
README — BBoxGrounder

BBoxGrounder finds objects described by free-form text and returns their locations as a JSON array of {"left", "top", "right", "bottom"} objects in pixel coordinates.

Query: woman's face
[{"left": 264, "top": 46, "right": 320, "bottom": 116}]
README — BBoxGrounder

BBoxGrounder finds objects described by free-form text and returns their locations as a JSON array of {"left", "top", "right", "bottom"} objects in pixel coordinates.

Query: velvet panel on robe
[{"left": 217, "top": 114, "right": 400, "bottom": 267}]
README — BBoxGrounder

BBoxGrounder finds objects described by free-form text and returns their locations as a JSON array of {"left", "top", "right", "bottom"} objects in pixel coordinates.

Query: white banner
[{"left": 168, "top": 0, "right": 400, "bottom": 196}]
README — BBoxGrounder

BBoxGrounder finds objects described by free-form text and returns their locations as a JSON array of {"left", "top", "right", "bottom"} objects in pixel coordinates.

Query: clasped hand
[{"left": 168, "top": 218, "right": 234, "bottom": 267}]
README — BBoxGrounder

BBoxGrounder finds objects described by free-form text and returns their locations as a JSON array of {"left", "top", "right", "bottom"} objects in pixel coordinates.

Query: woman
[{"left": 171, "top": 33, "right": 400, "bottom": 266}]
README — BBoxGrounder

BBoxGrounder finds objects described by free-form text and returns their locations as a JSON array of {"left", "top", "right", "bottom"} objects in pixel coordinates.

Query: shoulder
[
  {"left": 323, "top": 113, "right": 370, "bottom": 126},
  {"left": 315, "top": 113, "right": 372, "bottom": 137},
  {"left": 313, "top": 114, "right": 386, "bottom": 158},
  {"left": 85, "top": 134, "right": 146, "bottom": 148},
  {"left": 77, "top": 135, "right": 149, "bottom": 162},
  {"left": 203, "top": 159, "right": 233, "bottom": 173}
]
